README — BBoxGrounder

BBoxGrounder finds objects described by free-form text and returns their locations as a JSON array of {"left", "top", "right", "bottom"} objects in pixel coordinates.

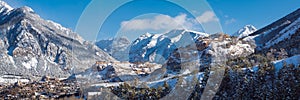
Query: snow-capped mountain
[
  {"left": 0, "top": 1, "right": 115, "bottom": 79},
  {"left": 129, "top": 29, "right": 209, "bottom": 64},
  {"left": 96, "top": 37, "right": 131, "bottom": 61},
  {"left": 232, "top": 25, "right": 257, "bottom": 38}
]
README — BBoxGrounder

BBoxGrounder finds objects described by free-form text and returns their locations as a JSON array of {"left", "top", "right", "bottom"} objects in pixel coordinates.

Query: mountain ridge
[{"left": 129, "top": 29, "right": 209, "bottom": 64}]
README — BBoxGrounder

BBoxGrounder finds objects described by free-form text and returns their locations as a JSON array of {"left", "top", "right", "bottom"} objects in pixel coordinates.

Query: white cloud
[
  {"left": 225, "top": 18, "right": 236, "bottom": 25},
  {"left": 196, "top": 11, "right": 219, "bottom": 23},
  {"left": 224, "top": 15, "right": 229, "bottom": 18},
  {"left": 120, "top": 11, "right": 220, "bottom": 32},
  {"left": 121, "top": 14, "right": 196, "bottom": 31}
]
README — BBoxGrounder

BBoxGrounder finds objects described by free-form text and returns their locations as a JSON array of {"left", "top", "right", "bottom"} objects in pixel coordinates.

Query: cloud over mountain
[{"left": 120, "top": 11, "right": 219, "bottom": 33}]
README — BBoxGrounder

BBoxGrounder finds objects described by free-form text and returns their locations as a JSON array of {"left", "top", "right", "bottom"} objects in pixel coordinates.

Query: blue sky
[
  {"left": 3, "top": 0, "right": 91, "bottom": 29},
  {"left": 3, "top": 0, "right": 300, "bottom": 41}
]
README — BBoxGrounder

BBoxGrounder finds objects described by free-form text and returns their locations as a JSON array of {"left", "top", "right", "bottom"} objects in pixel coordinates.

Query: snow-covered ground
[
  {"left": 0, "top": 74, "right": 30, "bottom": 84},
  {"left": 242, "top": 55, "right": 300, "bottom": 74},
  {"left": 273, "top": 55, "right": 300, "bottom": 73},
  {"left": 90, "top": 70, "right": 205, "bottom": 91}
]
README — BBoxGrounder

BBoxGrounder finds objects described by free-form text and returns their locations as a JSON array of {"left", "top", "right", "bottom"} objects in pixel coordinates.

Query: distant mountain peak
[{"left": 233, "top": 24, "right": 257, "bottom": 38}]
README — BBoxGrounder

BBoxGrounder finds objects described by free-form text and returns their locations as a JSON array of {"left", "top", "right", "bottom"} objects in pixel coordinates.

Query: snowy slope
[
  {"left": 264, "top": 17, "right": 300, "bottom": 48},
  {"left": 272, "top": 55, "right": 300, "bottom": 73}
]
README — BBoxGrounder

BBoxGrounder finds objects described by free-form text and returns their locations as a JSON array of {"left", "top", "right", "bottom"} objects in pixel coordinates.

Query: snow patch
[
  {"left": 8, "top": 55, "right": 14, "bottom": 64},
  {"left": 44, "top": 60, "right": 48, "bottom": 71},
  {"left": 22, "top": 57, "right": 38, "bottom": 69},
  {"left": 146, "top": 34, "right": 160, "bottom": 48},
  {"left": 88, "top": 92, "right": 102, "bottom": 96}
]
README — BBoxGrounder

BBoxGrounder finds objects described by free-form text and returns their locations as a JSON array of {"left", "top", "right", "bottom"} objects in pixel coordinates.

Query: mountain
[
  {"left": 129, "top": 29, "right": 209, "bottom": 64},
  {"left": 96, "top": 37, "right": 130, "bottom": 61},
  {"left": 245, "top": 8, "right": 300, "bottom": 56},
  {"left": 0, "top": 1, "right": 115, "bottom": 79},
  {"left": 232, "top": 25, "right": 257, "bottom": 38}
]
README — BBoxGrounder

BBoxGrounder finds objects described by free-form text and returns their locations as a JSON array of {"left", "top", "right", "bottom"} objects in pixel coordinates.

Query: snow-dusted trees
[{"left": 213, "top": 55, "right": 300, "bottom": 99}]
